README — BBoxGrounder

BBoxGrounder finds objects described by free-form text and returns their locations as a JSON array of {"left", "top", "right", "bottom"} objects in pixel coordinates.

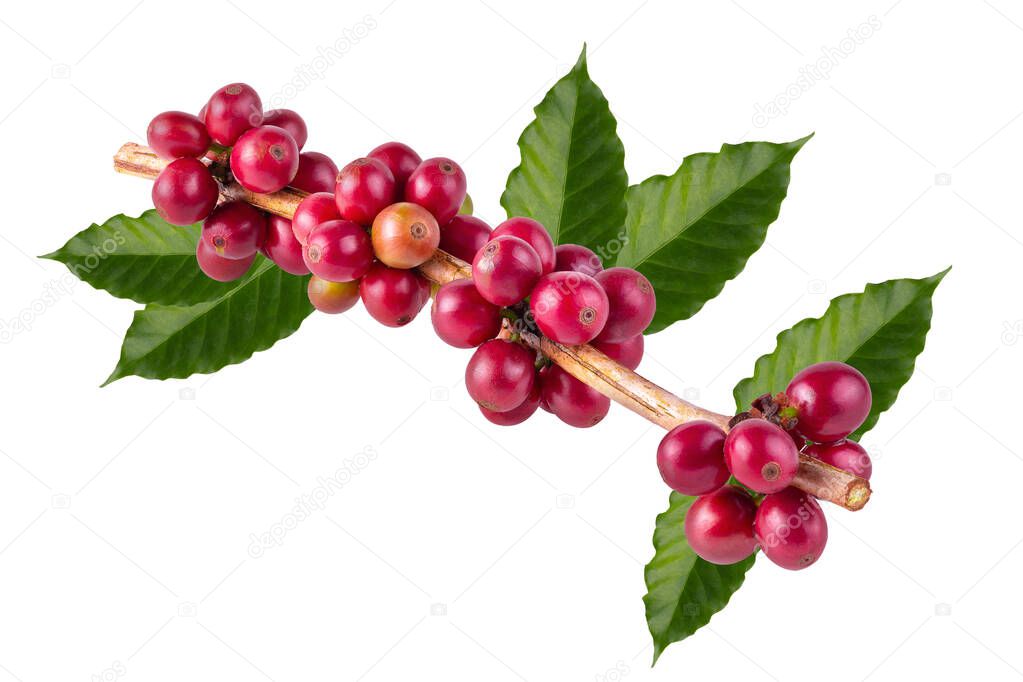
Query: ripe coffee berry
[
  {"left": 465, "top": 339, "right": 536, "bottom": 412},
  {"left": 786, "top": 361, "right": 872, "bottom": 443},
  {"left": 479, "top": 383, "right": 541, "bottom": 426},
  {"left": 723, "top": 419, "right": 799, "bottom": 494},
  {"left": 291, "top": 192, "right": 339, "bottom": 245},
  {"left": 261, "top": 215, "right": 309, "bottom": 276},
  {"left": 684, "top": 485, "right": 758, "bottom": 565},
  {"left": 151, "top": 158, "right": 219, "bottom": 226},
  {"left": 196, "top": 240, "right": 255, "bottom": 282},
  {"left": 371, "top": 202, "right": 441, "bottom": 269},
  {"left": 491, "top": 217, "right": 556, "bottom": 274},
  {"left": 431, "top": 279, "right": 502, "bottom": 348},
  {"left": 805, "top": 439, "right": 872, "bottom": 480},
  {"left": 202, "top": 201, "right": 266, "bottom": 259},
  {"left": 404, "top": 157, "right": 467, "bottom": 224},
  {"left": 307, "top": 276, "right": 359, "bottom": 314},
  {"left": 439, "top": 215, "right": 491, "bottom": 263},
  {"left": 754, "top": 487, "right": 828, "bottom": 570},
  {"left": 291, "top": 152, "right": 339, "bottom": 194},
  {"left": 541, "top": 365, "right": 610, "bottom": 428},
  {"left": 230, "top": 125, "right": 300, "bottom": 194},
  {"left": 203, "top": 83, "right": 262, "bottom": 146},
  {"left": 529, "top": 271, "right": 609, "bottom": 345},
  {"left": 147, "top": 111, "right": 210, "bottom": 159},
  {"left": 359, "top": 262, "right": 430, "bottom": 327},
  {"left": 303, "top": 219, "right": 373, "bottom": 282},
  {"left": 368, "top": 141, "right": 422, "bottom": 193},
  {"left": 592, "top": 335, "right": 644, "bottom": 371},
  {"left": 472, "top": 235, "right": 542, "bottom": 306},
  {"left": 657, "top": 420, "right": 730, "bottom": 496},
  {"left": 595, "top": 267, "right": 657, "bottom": 342},
  {"left": 554, "top": 243, "right": 603, "bottom": 277},
  {"left": 335, "top": 157, "right": 396, "bottom": 225},
  {"left": 261, "top": 109, "right": 307, "bottom": 149}
]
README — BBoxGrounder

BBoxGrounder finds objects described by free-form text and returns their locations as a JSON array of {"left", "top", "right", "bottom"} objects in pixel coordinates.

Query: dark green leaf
[
  {"left": 501, "top": 45, "right": 627, "bottom": 259},
  {"left": 103, "top": 258, "right": 313, "bottom": 385},
  {"left": 618, "top": 136, "right": 811, "bottom": 334}
]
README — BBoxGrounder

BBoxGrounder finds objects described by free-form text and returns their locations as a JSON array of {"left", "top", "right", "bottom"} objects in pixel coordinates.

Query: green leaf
[
  {"left": 618, "top": 136, "right": 811, "bottom": 334},
  {"left": 501, "top": 45, "right": 627, "bottom": 259},
  {"left": 733, "top": 269, "right": 949, "bottom": 436},
  {"left": 42, "top": 210, "right": 242, "bottom": 306},
  {"left": 103, "top": 258, "right": 313, "bottom": 385},
  {"left": 644, "top": 492, "right": 755, "bottom": 664}
]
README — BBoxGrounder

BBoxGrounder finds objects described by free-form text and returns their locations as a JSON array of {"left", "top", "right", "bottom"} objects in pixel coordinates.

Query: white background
[{"left": 1, "top": 1, "right": 1020, "bottom": 680}]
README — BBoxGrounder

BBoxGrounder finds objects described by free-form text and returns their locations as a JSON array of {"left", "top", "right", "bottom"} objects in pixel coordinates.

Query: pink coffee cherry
[
  {"left": 147, "top": 111, "right": 210, "bottom": 159},
  {"left": 203, "top": 83, "right": 262, "bottom": 146},
  {"left": 291, "top": 192, "right": 340, "bottom": 246},
  {"left": 554, "top": 243, "right": 603, "bottom": 277},
  {"left": 307, "top": 276, "right": 360, "bottom": 314},
  {"left": 440, "top": 215, "right": 492, "bottom": 263},
  {"left": 151, "top": 158, "right": 219, "bottom": 226},
  {"left": 786, "top": 361, "right": 872, "bottom": 443},
  {"left": 594, "top": 267, "right": 657, "bottom": 342},
  {"left": 754, "top": 487, "right": 828, "bottom": 570},
  {"left": 404, "top": 157, "right": 467, "bottom": 224},
  {"left": 684, "top": 486, "right": 758, "bottom": 565},
  {"left": 261, "top": 109, "right": 307, "bottom": 149},
  {"left": 202, "top": 201, "right": 266, "bottom": 260},
  {"left": 261, "top": 215, "right": 309, "bottom": 276},
  {"left": 196, "top": 240, "right": 255, "bottom": 282},
  {"left": 291, "top": 151, "right": 338, "bottom": 193},
  {"left": 465, "top": 339, "right": 537, "bottom": 413},
  {"left": 479, "top": 382, "right": 541, "bottom": 426},
  {"left": 491, "top": 217, "right": 556, "bottom": 274},
  {"left": 230, "top": 125, "right": 300, "bottom": 194},
  {"left": 335, "top": 157, "right": 396, "bottom": 225},
  {"left": 723, "top": 419, "right": 799, "bottom": 494},
  {"left": 657, "top": 420, "right": 730, "bottom": 496},
  {"left": 368, "top": 141, "right": 422, "bottom": 194},
  {"left": 540, "top": 365, "right": 610, "bottom": 428},
  {"left": 805, "top": 439, "right": 872, "bottom": 480},
  {"left": 302, "top": 219, "right": 373, "bottom": 282},
  {"left": 359, "top": 262, "right": 430, "bottom": 327},
  {"left": 471, "top": 235, "right": 542, "bottom": 306},
  {"left": 431, "top": 279, "right": 502, "bottom": 349},
  {"left": 529, "top": 271, "right": 609, "bottom": 345},
  {"left": 591, "top": 335, "right": 644, "bottom": 371}
]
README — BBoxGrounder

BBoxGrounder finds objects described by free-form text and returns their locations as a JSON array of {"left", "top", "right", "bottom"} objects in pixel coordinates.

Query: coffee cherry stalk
[{"left": 116, "top": 82, "right": 875, "bottom": 574}]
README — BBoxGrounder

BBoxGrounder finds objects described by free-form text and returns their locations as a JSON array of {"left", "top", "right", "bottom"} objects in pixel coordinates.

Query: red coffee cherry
[
  {"left": 261, "top": 215, "right": 309, "bottom": 276},
  {"left": 594, "top": 267, "right": 657, "bottom": 342},
  {"left": 230, "top": 125, "right": 300, "bottom": 193},
  {"left": 805, "top": 439, "right": 872, "bottom": 480},
  {"left": 723, "top": 419, "right": 799, "bottom": 494},
  {"left": 147, "top": 111, "right": 210, "bottom": 159},
  {"left": 404, "top": 157, "right": 466, "bottom": 224},
  {"left": 440, "top": 215, "right": 491, "bottom": 263},
  {"left": 202, "top": 201, "right": 266, "bottom": 259},
  {"left": 291, "top": 192, "right": 340, "bottom": 246},
  {"left": 540, "top": 365, "right": 610, "bottom": 428},
  {"left": 203, "top": 83, "right": 262, "bottom": 146},
  {"left": 291, "top": 151, "right": 339, "bottom": 193},
  {"left": 431, "top": 279, "right": 502, "bottom": 349},
  {"left": 196, "top": 240, "right": 255, "bottom": 282},
  {"left": 684, "top": 485, "right": 758, "bottom": 565},
  {"left": 151, "top": 158, "right": 219, "bottom": 226},
  {"left": 591, "top": 335, "right": 644, "bottom": 371},
  {"left": 657, "top": 420, "right": 730, "bottom": 496},
  {"left": 464, "top": 339, "right": 536, "bottom": 412},
  {"left": 307, "top": 276, "right": 360, "bottom": 314},
  {"left": 471, "top": 235, "right": 542, "bottom": 306},
  {"left": 479, "top": 383, "right": 541, "bottom": 426},
  {"left": 554, "top": 243, "right": 603, "bottom": 277},
  {"left": 335, "top": 157, "right": 396, "bottom": 225},
  {"left": 303, "top": 219, "right": 373, "bottom": 282},
  {"left": 786, "top": 361, "right": 872, "bottom": 443},
  {"left": 371, "top": 202, "right": 440, "bottom": 269},
  {"left": 529, "top": 271, "right": 609, "bottom": 345},
  {"left": 754, "top": 487, "right": 828, "bottom": 570},
  {"left": 261, "top": 109, "right": 307, "bottom": 149},
  {"left": 367, "top": 141, "right": 422, "bottom": 193},
  {"left": 359, "top": 262, "right": 430, "bottom": 327},
  {"left": 491, "top": 217, "right": 556, "bottom": 274}
]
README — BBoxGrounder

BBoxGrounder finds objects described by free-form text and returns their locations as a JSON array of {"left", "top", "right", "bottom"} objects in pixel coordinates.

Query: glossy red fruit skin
[
  {"left": 291, "top": 192, "right": 339, "bottom": 245},
  {"left": 261, "top": 215, "right": 309, "bottom": 275},
  {"left": 805, "top": 439, "right": 872, "bottom": 480},
  {"left": 724, "top": 419, "right": 800, "bottom": 494},
  {"left": 541, "top": 365, "right": 610, "bottom": 428},
  {"left": 371, "top": 202, "right": 441, "bottom": 269},
  {"left": 657, "top": 420, "right": 730, "bottom": 496},
  {"left": 291, "top": 151, "right": 338, "bottom": 193},
  {"left": 359, "top": 262, "right": 430, "bottom": 327},
  {"left": 786, "top": 361, "right": 872, "bottom": 443},
  {"left": 307, "top": 276, "right": 359, "bottom": 314},
  {"left": 431, "top": 279, "right": 502, "bottom": 348},
  {"left": 554, "top": 243, "right": 603, "bottom": 277},
  {"left": 203, "top": 83, "right": 262, "bottom": 146},
  {"left": 594, "top": 267, "right": 657, "bottom": 342},
  {"left": 262, "top": 109, "right": 307, "bottom": 149},
  {"left": 491, "top": 217, "right": 556, "bottom": 274},
  {"left": 151, "top": 158, "right": 219, "bottom": 226},
  {"left": 404, "top": 157, "right": 466, "bottom": 224},
  {"left": 465, "top": 339, "right": 536, "bottom": 412},
  {"left": 471, "top": 236, "right": 542, "bottom": 306},
  {"left": 147, "top": 111, "right": 210, "bottom": 159},
  {"left": 592, "top": 335, "right": 644, "bottom": 371},
  {"left": 479, "top": 383, "right": 541, "bottom": 426},
  {"left": 230, "top": 125, "right": 300, "bottom": 193},
  {"left": 335, "top": 157, "right": 396, "bottom": 225},
  {"left": 196, "top": 240, "right": 255, "bottom": 282},
  {"left": 529, "top": 271, "right": 609, "bottom": 345},
  {"left": 439, "top": 215, "right": 491, "bottom": 263},
  {"left": 202, "top": 201, "right": 266, "bottom": 259},
  {"left": 684, "top": 486, "right": 758, "bottom": 565},
  {"left": 303, "top": 219, "right": 373, "bottom": 282},
  {"left": 368, "top": 142, "right": 422, "bottom": 193},
  {"left": 755, "top": 487, "right": 828, "bottom": 570}
]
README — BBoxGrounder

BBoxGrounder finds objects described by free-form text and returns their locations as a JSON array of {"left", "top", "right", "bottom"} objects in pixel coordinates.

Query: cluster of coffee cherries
[{"left": 656, "top": 361, "right": 873, "bottom": 570}]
